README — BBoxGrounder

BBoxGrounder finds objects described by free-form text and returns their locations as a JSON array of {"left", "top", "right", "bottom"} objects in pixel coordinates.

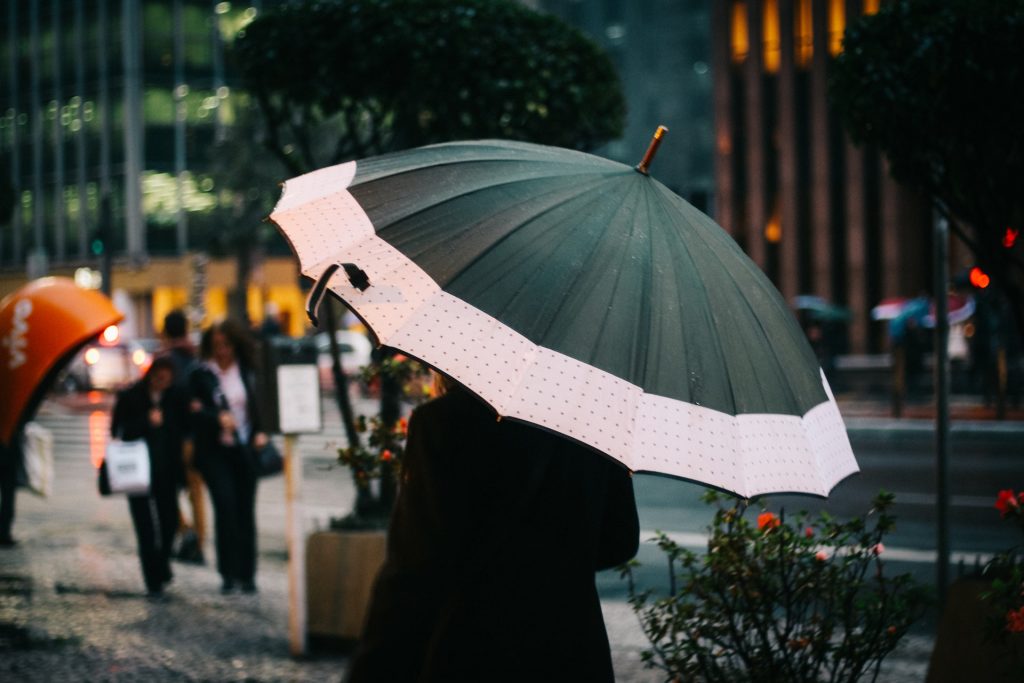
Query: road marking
[
  {"left": 890, "top": 492, "right": 996, "bottom": 508},
  {"left": 640, "top": 529, "right": 995, "bottom": 565}
]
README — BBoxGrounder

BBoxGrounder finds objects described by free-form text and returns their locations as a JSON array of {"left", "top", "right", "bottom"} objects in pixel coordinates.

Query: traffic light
[{"left": 969, "top": 266, "right": 991, "bottom": 289}]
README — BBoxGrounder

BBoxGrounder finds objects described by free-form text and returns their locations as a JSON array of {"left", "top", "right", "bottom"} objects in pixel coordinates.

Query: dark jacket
[
  {"left": 110, "top": 380, "right": 187, "bottom": 488},
  {"left": 348, "top": 388, "right": 640, "bottom": 683},
  {"left": 187, "top": 363, "right": 263, "bottom": 469}
]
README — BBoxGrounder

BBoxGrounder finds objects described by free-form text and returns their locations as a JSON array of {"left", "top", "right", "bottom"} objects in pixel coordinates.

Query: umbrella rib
[
  {"left": 521, "top": 175, "right": 638, "bottom": 343},
  {"left": 454, "top": 174, "right": 627, "bottom": 322},
  {"left": 668, "top": 194, "right": 806, "bottom": 414}
]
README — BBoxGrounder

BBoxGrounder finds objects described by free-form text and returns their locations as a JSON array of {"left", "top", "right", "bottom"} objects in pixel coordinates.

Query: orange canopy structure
[{"left": 0, "top": 277, "right": 122, "bottom": 447}]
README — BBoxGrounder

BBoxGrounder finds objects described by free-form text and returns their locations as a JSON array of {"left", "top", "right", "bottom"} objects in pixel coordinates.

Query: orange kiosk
[{"left": 0, "top": 277, "right": 123, "bottom": 447}]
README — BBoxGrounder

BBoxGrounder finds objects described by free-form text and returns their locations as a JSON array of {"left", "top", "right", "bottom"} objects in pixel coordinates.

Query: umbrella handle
[
  {"left": 635, "top": 125, "right": 669, "bottom": 175},
  {"left": 305, "top": 262, "right": 371, "bottom": 327}
]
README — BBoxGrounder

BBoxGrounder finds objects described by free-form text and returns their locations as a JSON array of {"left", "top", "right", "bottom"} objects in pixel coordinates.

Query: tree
[
  {"left": 199, "top": 104, "right": 288, "bottom": 326},
  {"left": 233, "top": 0, "right": 626, "bottom": 174},
  {"left": 233, "top": 0, "right": 626, "bottom": 521},
  {"left": 829, "top": 0, "right": 1024, "bottom": 340}
]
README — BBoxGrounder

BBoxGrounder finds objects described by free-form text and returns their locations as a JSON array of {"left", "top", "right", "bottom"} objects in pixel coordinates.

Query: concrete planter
[
  {"left": 305, "top": 529, "right": 387, "bottom": 641},
  {"left": 926, "top": 578, "right": 1024, "bottom": 682}
]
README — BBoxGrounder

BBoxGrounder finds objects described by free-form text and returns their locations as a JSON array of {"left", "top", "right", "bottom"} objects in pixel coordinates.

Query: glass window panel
[{"left": 144, "top": 88, "right": 175, "bottom": 125}]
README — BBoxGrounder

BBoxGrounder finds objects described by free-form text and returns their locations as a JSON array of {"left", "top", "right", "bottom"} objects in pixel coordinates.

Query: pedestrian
[
  {"left": 161, "top": 309, "right": 206, "bottom": 565},
  {"left": 110, "top": 356, "right": 187, "bottom": 598},
  {"left": 188, "top": 319, "right": 267, "bottom": 594},
  {"left": 0, "top": 432, "right": 22, "bottom": 548},
  {"left": 346, "top": 374, "right": 640, "bottom": 683}
]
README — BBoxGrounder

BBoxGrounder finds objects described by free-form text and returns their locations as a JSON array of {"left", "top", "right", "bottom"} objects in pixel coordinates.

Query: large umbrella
[
  {"left": 271, "top": 138, "right": 857, "bottom": 498},
  {"left": 0, "top": 277, "right": 123, "bottom": 446}
]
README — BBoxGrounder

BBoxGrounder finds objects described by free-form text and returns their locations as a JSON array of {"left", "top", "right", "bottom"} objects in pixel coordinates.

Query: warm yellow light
[
  {"left": 731, "top": 2, "right": 750, "bottom": 64},
  {"left": 795, "top": 0, "right": 813, "bottom": 67},
  {"left": 863, "top": 0, "right": 880, "bottom": 15},
  {"left": 84, "top": 348, "right": 100, "bottom": 365},
  {"left": 763, "top": 0, "right": 780, "bottom": 73},
  {"left": 765, "top": 208, "right": 782, "bottom": 244},
  {"left": 101, "top": 325, "right": 119, "bottom": 344},
  {"left": 829, "top": 0, "right": 846, "bottom": 56},
  {"left": 132, "top": 349, "right": 148, "bottom": 366}
]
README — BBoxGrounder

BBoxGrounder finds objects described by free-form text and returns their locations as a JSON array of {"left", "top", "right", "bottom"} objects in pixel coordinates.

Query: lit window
[
  {"left": 763, "top": 0, "right": 780, "bottom": 73},
  {"left": 863, "top": 0, "right": 880, "bottom": 15},
  {"left": 795, "top": 0, "right": 813, "bottom": 67},
  {"left": 829, "top": 0, "right": 846, "bottom": 56},
  {"left": 731, "top": 2, "right": 750, "bottom": 64}
]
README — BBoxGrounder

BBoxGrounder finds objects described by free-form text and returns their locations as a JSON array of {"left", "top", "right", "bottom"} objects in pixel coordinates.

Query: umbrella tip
[{"left": 635, "top": 125, "right": 669, "bottom": 176}]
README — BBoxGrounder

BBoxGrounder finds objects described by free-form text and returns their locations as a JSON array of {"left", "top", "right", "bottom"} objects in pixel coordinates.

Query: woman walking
[
  {"left": 189, "top": 319, "right": 267, "bottom": 594},
  {"left": 110, "top": 356, "right": 186, "bottom": 598}
]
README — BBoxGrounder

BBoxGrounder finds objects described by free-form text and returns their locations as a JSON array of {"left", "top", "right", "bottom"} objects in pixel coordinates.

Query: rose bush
[
  {"left": 333, "top": 353, "right": 431, "bottom": 528},
  {"left": 980, "top": 487, "right": 1024, "bottom": 675},
  {"left": 621, "top": 491, "right": 929, "bottom": 683}
]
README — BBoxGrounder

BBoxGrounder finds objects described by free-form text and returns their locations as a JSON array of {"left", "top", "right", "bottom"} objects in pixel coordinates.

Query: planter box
[
  {"left": 927, "top": 578, "right": 1024, "bottom": 682},
  {"left": 306, "top": 529, "right": 387, "bottom": 641}
]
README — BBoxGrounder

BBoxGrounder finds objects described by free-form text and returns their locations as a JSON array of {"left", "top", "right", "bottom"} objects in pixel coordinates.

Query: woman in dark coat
[
  {"left": 347, "top": 378, "right": 640, "bottom": 683},
  {"left": 188, "top": 319, "right": 267, "bottom": 594},
  {"left": 110, "top": 355, "right": 186, "bottom": 597}
]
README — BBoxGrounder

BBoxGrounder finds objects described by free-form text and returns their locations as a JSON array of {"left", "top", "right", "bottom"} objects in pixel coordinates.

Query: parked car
[
  {"left": 316, "top": 330, "right": 373, "bottom": 391},
  {"left": 58, "top": 327, "right": 152, "bottom": 392}
]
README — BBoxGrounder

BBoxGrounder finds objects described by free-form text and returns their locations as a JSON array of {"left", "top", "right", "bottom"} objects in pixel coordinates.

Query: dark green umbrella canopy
[
  {"left": 272, "top": 139, "right": 857, "bottom": 497},
  {"left": 348, "top": 141, "right": 824, "bottom": 417}
]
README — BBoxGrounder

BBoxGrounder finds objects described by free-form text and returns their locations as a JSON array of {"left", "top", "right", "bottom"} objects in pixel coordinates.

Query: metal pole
[
  {"left": 284, "top": 434, "right": 307, "bottom": 656},
  {"left": 934, "top": 213, "right": 951, "bottom": 607}
]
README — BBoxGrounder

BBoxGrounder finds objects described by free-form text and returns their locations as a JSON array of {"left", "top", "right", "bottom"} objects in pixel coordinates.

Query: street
[{"left": 3, "top": 390, "right": 1013, "bottom": 681}]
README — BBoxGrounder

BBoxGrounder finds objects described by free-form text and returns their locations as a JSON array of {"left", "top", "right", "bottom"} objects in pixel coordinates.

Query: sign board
[{"left": 276, "top": 364, "right": 321, "bottom": 434}]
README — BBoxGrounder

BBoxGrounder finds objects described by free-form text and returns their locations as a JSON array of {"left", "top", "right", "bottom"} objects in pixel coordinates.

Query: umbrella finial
[{"left": 635, "top": 125, "right": 669, "bottom": 176}]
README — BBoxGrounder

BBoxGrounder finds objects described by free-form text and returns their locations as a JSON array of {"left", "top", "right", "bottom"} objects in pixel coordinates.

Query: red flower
[
  {"left": 872, "top": 543, "right": 885, "bottom": 556},
  {"left": 805, "top": 527, "right": 814, "bottom": 539},
  {"left": 1006, "top": 606, "right": 1024, "bottom": 634},
  {"left": 380, "top": 449, "right": 393, "bottom": 462},
  {"left": 757, "top": 512, "right": 781, "bottom": 530},
  {"left": 995, "top": 489, "right": 1019, "bottom": 516}
]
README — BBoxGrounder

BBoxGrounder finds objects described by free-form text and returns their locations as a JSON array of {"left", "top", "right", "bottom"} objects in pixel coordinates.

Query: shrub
[{"left": 621, "top": 491, "right": 929, "bottom": 683}]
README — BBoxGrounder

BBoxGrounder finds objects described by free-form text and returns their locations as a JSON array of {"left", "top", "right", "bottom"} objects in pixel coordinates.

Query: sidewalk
[{"left": 1, "top": 392, "right": 997, "bottom": 681}]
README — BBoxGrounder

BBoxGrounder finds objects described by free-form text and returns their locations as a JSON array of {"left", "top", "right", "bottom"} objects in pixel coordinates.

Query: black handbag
[{"left": 251, "top": 441, "right": 284, "bottom": 478}]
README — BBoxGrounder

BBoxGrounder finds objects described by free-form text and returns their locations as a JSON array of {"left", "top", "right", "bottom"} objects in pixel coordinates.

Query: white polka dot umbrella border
[{"left": 272, "top": 161, "right": 859, "bottom": 499}]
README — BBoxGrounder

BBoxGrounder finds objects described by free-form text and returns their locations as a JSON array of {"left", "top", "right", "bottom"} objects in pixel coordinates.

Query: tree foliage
[
  {"left": 829, "top": 0, "right": 1024, "bottom": 334},
  {"left": 233, "top": 0, "right": 626, "bottom": 176}
]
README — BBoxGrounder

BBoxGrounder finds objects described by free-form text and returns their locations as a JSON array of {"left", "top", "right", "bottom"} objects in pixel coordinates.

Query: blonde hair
[{"left": 431, "top": 370, "right": 454, "bottom": 397}]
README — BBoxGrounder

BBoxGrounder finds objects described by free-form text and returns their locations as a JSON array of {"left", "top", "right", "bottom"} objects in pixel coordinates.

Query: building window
[
  {"left": 762, "top": 0, "right": 780, "bottom": 74},
  {"left": 828, "top": 0, "right": 846, "bottom": 56},
  {"left": 795, "top": 0, "right": 813, "bottom": 67},
  {"left": 731, "top": 1, "right": 749, "bottom": 65}
]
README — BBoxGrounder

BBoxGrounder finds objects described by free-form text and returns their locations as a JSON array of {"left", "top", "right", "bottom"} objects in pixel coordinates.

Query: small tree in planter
[
  {"left": 621, "top": 491, "right": 929, "bottom": 683},
  {"left": 333, "top": 354, "right": 432, "bottom": 529}
]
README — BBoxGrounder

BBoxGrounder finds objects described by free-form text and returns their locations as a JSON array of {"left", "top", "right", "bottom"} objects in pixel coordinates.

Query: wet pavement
[{"left": 0, "top": 393, "right": 959, "bottom": 681}]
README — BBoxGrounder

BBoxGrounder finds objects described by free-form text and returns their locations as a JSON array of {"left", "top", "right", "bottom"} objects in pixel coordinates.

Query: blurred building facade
[
  {"left": 530, "top": 0, "right": 714, "bottom": 212},
  {"left": 0, "top": 0, "right": 304, "bottom": 337},
  {"left": 711, "top": 0, "right": 933, "bottom": 353}
]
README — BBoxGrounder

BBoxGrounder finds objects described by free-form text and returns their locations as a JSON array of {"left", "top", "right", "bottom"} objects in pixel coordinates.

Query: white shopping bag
[
  {"left": 103, "top": 440, "right": 151, "bottom": 495},
  {"left": 21, "top": 422, "right": 54, "bottom": 497}
]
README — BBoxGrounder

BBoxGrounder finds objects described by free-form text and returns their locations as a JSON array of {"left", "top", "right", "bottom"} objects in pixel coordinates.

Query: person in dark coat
[
  {"left": 0, "top": 434, "right": 22, "bottom": 547},
  {"left": 188, "top": 319, "right": 267, "bottom": 594},
  {"left": 346, "top": 377, "right": 640, "bottom": 683},
  {"left": 110, "top": 356, "right": 186, "bottom": 597},
  {"left": 161, "top": 309, "right": 207, "bottom": 565}
]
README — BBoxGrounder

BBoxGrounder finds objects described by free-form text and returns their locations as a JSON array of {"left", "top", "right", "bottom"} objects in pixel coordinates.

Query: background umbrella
[
  {"left": 272, "top": 138, "right": 857, "bottom": 498},
  {"left": 0, "top": 278, "right": 123, "bottom": 447}
]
